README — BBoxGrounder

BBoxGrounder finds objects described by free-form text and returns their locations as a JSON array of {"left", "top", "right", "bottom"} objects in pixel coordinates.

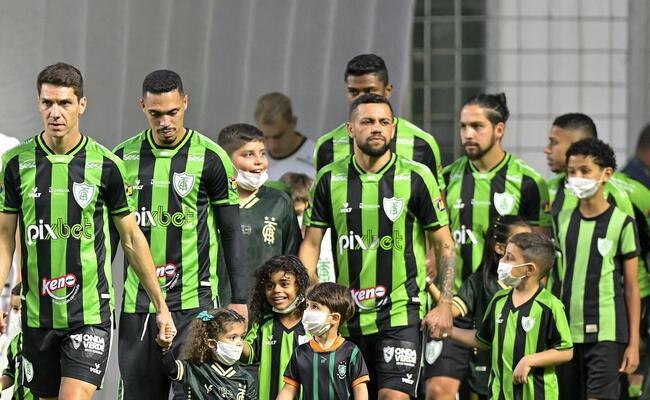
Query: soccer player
[
  {"left": 424, "top": 93, "right": 551, "bottom": 399},
  {"left": 300, "top": 93, "right": 456, "bottom": 400},
  {"left": 623, "top": 124, "right": 650, "bottom": 188},
  {"left": 255, "top": 92, "right": 315, "bottom": 179},
  {"left": 0, "top": 132, "right": 20, "bottom": 314},
  {"left": 447, "top": 232, "right": 573, "bottom": 400},
  {"left": 312, "top": 53, "right": 445, "bottom": 191},
  {"left": 555, "top": 138, "right": 640, "bottom": 399},
  {"left": 279, "top": 282, "right": 370, "bottom": 400},
  {"left": 0, "top": 62, "right": 173, "bottom": 400},
  {"left": 113, "top": 70, "right": 247, "bottom": 399}
]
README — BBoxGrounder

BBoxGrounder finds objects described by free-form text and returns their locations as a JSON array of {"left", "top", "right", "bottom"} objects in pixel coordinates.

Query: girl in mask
[
  {"left": 240, "top": 255, "right": 311, "bottom": 400},
  {"left": 0, "top": 283, "right": 33, "bottom": 398},
  {"left": 425, "top": 215, "right": 530, "bottom": 400},
  {"left": 158, "top": 308, "right": 257, "bottom": 400}
]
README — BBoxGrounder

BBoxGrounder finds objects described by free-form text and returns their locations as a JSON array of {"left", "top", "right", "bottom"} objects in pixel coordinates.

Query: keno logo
[
  {"left": 351, "top": 286, "right": 388, "bottom": 310},
  {"left": 156, "top": 263, "right": 179, "bottom": 289},
  {"left": 41, "top": 273, "right": 80, "bottom": 304}
]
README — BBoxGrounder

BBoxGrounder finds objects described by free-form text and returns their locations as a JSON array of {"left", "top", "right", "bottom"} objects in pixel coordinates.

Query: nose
[
  {"left": 543, "top": 144, "right": 551, "bottom": 155},
  {"left": 50, "top": 104, "right": 61, "bottom": 119}
]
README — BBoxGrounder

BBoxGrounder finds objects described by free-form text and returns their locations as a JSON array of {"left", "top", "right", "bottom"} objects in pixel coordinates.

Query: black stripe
[
  {"left": 560, "top": 209, "right": 582, "bottom": 309},
  {"left": 345, "top": 164, "right": 363, "bottom": 336},
  {"left": 404, "top": 171, "right": 422, "bottom": 327},
  {"left": 65, "top": 149, "right": 87, "bottom": 326},
  {"left": 134, "top": 140, "right": 155, "bottom": 311},
  {"left": 615, "top": 218, "right": 634, "bottom": 342},
  {"left": 551, "top": 178, "right": 565, "bottom": 229},
  {"left": 520, "top": 174, "right": 541, "bottom": 222},
  {"left": 94, "top": 156, "right": 111, "bottom": 324},
  {"left": 412, "top": 136, "right": 438, "bottom": 180},
  {"left": 196, "top": 148, "right": 219, "bottom": 309},
  {"left": 35, "top": 146, "right": 53, "bottom": 327},
  {"left": 459, "top": 162, "right": 476, "bottom": 282},
  {"left": 533, "top": 302, "right": 554, "bottom": 400},
  {"left": 496, "top": 297, "right": 511, "bottom": 400},
  {"left": 316, "top": 138, "right": 334, "bottom": 171},
  {"left": 375, "top": 167, "right": 395, "bottom": 332}
]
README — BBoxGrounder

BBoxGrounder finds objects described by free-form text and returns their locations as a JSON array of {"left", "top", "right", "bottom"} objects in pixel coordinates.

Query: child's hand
[
  {"left": 513, "top": 356, "right": 531, "bottom": 385},
  {"left": 619, "top": 344, "right": 639, "bottom": 374}
]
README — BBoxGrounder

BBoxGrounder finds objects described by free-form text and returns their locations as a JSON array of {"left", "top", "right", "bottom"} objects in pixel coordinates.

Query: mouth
[
  {"left": 249, "top": 169, "right": 265, "bottom": 174},
  {"left": 271, "top": 295, "right": 288, "bottom": 305},
  {"left": 48, "top": 122, "right": 65, "bottom": 129},
  {"left": 157, "top": 128, "right": 175, "bottom": 137}
]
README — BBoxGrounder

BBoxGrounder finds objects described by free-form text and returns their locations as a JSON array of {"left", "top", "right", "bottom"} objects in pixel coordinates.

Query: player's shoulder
[
  {"left": 507, "top": 154, "right": 545, "bottom": 180},
  {"left": 396, "top": 117, "right": 435, "bottom": 142},
  {"left": 535, "top": 287, "right": 564, "bottom": 310},
  {"left": 546, "top": 173, "right": 564, "bottom": 189},
  {"left": 395, "top": 154, "right": 433, "bottom": 178},
  {"left": 442, "top": 156, "right": 468, "bottom": 176},
  {"left": 86, "top": 137, "right": 123, "bottom": 165},
  {"left": 318, "top": 123, "right": 347, "bottom": 142},
  {"left": 491, "top": 288, "right": 512, "bottom": 303},
  {"left": 113, "top": 129, "right": 148, "bottom": 153},
  {"left": 1, "top": 136, "right": 36, "bottom": 164},
  {"left": 315, "top": 155, "right": 348, "bottom": 183},
  {"left": 260, "top": 185, "right": 293, "bottom": 204}
]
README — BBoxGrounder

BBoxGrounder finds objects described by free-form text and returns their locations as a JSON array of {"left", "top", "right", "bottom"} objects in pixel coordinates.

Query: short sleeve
[
  {"left": 454, "top": 273, "right": 480, "bottom": 317},
  {"left": 411, "top": 169, "right": 448, "bottom": 230},
  {"left": 283, "top": 347, "right": 302, "bottom": 388},
  {"left": 282, "top": 196, "right": 302, "bottom": 255},
  {"left": 104, "top": 158, "right": 133, "bottom": 216},
  {"left": 620, "top": 217, "right": 640, "bottom": 260},
  {"left": 475, "top": 296, "right": 497, "bottom": 347},
  {"left": 304, "top": 172, "right": 331, "bottom": 229},
  {"left": 349, "top": 344, "right": 370, "bottom": 388},
  {"left": 244, "top": 321, "right": 262, "bottom": 365},
  {"left": 520, "top": 174, "right": 551, "bottom": 228},
  {"left": 547, "top": 299, "right": 573, "bottom": 350},
  {"left": 0, "top": 155, "right": 20, "bottom": 213},
  {"left": 204, "top": 149, "right": 239, "bottom": 207},
  {"left": 2, "top": 335, "right": 17, "bottom": 380}
]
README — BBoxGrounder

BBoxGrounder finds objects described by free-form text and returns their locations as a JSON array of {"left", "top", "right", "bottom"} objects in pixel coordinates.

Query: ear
[
  {"left": 527, "top": 262, "right": 538, "bottom": 277},
  {"left": 601, "top": 166, "right": 614, "bottom": 182},
  {"left": 206, "top": 338, "right": 217, "bottom": 350},
  {"left": 384, "top": 84, "right": 394, "bottom": 99},
  {"left": 182, "top": 94, "right": 189, "bottom": 110},
  {"left": 494, "top": 122, "right": 506, "bottom": 141},
  {"left": 140, "top": 98, "right": 146, "bottom": 112},
  {"left": 329, "top": 312, "right": 341, "bottom": 325},
  {"left": 78, "top": 96, "right": 88, "bottom": 115},
  {"left": 347, "top": 121, "right": 354, "bottom": 139},
  {"left": 494, "top": 243, "right": 506, "bottom": 256}
]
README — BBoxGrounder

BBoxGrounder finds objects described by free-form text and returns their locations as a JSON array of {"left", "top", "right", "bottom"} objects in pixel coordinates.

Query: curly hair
[
  {"left": 250, "top": 255, "right": 311, "bottom": 325},
  {"left": 180, "top": 308, "right": 245, "bottom": 364},
  {"left": 565, "top": 137, "right": 617, "bottom": 170}
]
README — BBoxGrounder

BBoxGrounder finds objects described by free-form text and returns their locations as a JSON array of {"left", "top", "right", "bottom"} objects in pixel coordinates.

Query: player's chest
[{"left": 446, "top": 172, "right": 523, "bottom": 219}]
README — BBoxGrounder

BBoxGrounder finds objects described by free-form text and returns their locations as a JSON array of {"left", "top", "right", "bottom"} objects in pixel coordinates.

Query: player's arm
[
  {"left": 512, "top": 348, "right": 573, "bottom": 385},
  {"left": 112, "top": 213, "right": 174, "bottom": 339},
  {"left": 622, "top": 255, "right": 641, "bottom": 374},
  {"left": 299, "top": 227, "right": 325, "bottom": 284},
  {"left": 0, "top": 213, "right": 17, "bottom": 332},
  {"left": 352, "top": 382, "right": 368, "bottom": 400},
  {"left": 277, "top": 383, "right": 298, "bottom": 400},
  {"left": 425, "top": 277, "right": 462, "bottom": 318},
  {"left": 421, "top": 227, "right": 455, "bottom": 338}
]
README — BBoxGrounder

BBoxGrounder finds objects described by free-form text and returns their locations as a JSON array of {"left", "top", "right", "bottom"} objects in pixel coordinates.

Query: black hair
[
  {"left": 180, "top": 308, "right": 245, "bottom": 364},
  {"left": 250, "top": 255, "right": 311, "bottom": 325},
  {"left": 11, "top": 282, "right": 21, "bottom": 297},
  {"left": 462, "top": 93, "right": 510, "bottom": 126},
  {"left": 217, "top": 123, "right": 264, "bottom": 156},
  {"left": 344, "top": 54, "right": 389, "bottom": 85},
  {"left": 37, "top": 63, "right": 84, "bottom": 99},
  {"left": 552, "top": 113, "right": 598, "bottom": 138},
  {"left": 508, "top": 232, "right": 556, "bottom": 278},
  {"left": 566, "top": 137, "right": 617, "bottom": 170},
  {"left": 349, "top": 93, "right": 393, "bottom": 120},
  {"left": 306, "top": 282, "right": 355, "bottom": 323},
  {"left": 636, "top": 124, "right": 650, "bottom": 150},
  {"left": 482, "top": 216, "right": 529, "bottom": 292},
  {"left": 142, "top": 69, "right": 184, "bottom": 96}
]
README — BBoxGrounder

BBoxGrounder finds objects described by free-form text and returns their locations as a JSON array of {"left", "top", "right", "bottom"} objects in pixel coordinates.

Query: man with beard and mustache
[
  {"left": 300, "top": 93, "right": 456, "bottom": 400},
  {"left": 423, "top": 93, "right": 551, "bottom": 400}
]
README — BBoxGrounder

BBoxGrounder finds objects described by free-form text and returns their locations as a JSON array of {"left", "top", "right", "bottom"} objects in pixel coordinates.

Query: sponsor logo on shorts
[
  {"left": 401, "top": 373, "right": 414, "bottom": 385},
  {"left": 23, "top": 357, "right": 34, "bottom": 382},
  {"left": 41, "top": 273, "right": 80, "bottom": 304},
  {"left": 72, "top": 333, "right": 106, "bottom": 356},
  {"left": 382, "top": 346, "right": 417, "bottom": 368},
  {"left": 90, "top": 363, "right": 102, "bottom": 375}
]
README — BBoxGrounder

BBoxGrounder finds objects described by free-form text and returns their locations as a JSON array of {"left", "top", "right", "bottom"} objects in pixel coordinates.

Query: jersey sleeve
[
  {"left": 160, "top": 348, "right": 183, "bottom": 381},
  {"left": 245, "top": 372, "right": 258, "bottom": 400},
  {"left": 104, "top": 157, "right": 134, "bottom": 216},
  {"left": 520, "top": 173, "right": 551, "bottom": 227},
  {"left": 454, "top": 273, "right": 480, "bottom": 317},
  {"left": 244, "top": 321, "right": 262, "bottom": 364},
  {"left": 476, "top": 295, "right": 497, "bottom": 347},
  {"left": 546, "top": 297, "right": 573, "bottom": 351},
  {"left": 282, "top": 346, "right": 302, "bottom": 388},
  {"left": 2, "top": 335, "right": 18, "bottom": 380},
  {"left": 204, "top": 149, "right": 239, "bottom": 207},
  {"left": 304, "top": 171, "right": 331, "bottom": 228},
  {"left": 282, "top": 196, "right": 302, "bottom": 255},
  {"left": 619, "top": 217, "right": 641, "bottom": 260},
  {"left": 411, "top": 168, "right": 448, "bottom": 230},
  {"left": 0, "top": 155, "right": 20, "bottom": 213},
  {"left": 349, "top": 344, "right": 370, "bottom": 388}
]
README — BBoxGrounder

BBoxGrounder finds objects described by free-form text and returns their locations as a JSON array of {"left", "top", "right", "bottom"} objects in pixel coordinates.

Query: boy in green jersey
[
  {"left": 448, "top": 232, "right": 573, "bottom": 400},
  {"left": 0, "top": 284, "right": 33, "bottom": 400},
  {"left": 555, "top": 138, "right": 641, "bottom": 399}
]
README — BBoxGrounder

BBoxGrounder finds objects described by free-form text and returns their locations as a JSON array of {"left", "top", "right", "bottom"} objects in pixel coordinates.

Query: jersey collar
[
  {"left": 146, "top": 128, "right": 193, "bottom": 158},
  {"left": 309, "top": 335, "right": 345, "bottom": 353},
  {"left": 351, "top": 152, "right": 396, "bottom": 178},
  {"left": 468, "top": 152, "right": 511, "bottom": 176},
  {"left": 211, "top": 362, "right": 237, "bottom": 377},
  {"left": 37, "top": 132, "right": 88, "bottom": 164}
]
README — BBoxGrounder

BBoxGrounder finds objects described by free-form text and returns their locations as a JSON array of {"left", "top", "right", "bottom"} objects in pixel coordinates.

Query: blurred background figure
[{"left": 623, "top": 124, "right": 650, "bottom": 188}]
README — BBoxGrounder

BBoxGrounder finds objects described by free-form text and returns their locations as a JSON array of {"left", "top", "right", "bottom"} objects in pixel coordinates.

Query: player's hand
[
  {"left": 620, "top": 344, "right": 639, "bottom": 374},
  {"left": 513, "top": 356, "right": 531, "bottom": 384},
  {"left": 0, "top": 311, "right": 6, "bottom": 334},
  {"left": 156, "top": 309, "right": 176, "bottom": 344},
  {"left": 228, "top": 303, "right": 248, "bottom": 325},
  {"left": 421, "top": 302, "right": 452, "bottom": 339},
  {"left": 155, "top": 324, "right": 175, "bottom": 349}
]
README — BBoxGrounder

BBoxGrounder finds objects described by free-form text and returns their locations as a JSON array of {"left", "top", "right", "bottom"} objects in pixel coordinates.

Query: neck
[
  {"left": 354, "top": 151, "right": 391, "bottom": 173},
  {"left": 579, "top": 188, "right": 609, "bottom": 217},
  {"left": 43, "top": 130, "right": 82, "bottom": 154},
  {"left": 238, "top": 187, "right": 255, "bottom": 200},
  {"left": 279, "top": 309, "right": 302, "bottom": 327},
  {"left": 153, "top": 127, "right": 187, "bottom": 148},
  {"left": 314, "top": 328, "right": 339, "bottom": 349},
  {"left": 271, "top": 131, "right": 304, "bottom": 158},
  {"left": 512, "top": 279, "right": 539, "bottom": 304},
  {"left": 471, "top": 146, "right": 506, "bottom": 172}
]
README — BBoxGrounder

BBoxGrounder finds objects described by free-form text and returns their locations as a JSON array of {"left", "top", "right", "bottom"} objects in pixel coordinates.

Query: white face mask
[
  {"left": 273, "top": 295, "right": 304, "bottom": 315},
  {"left": 497, "top": 262, "right": 529, "bottom": 288},
  {"left": 236, "top": 170, "right": 268, "bottom": 191},
  {"left": 297, "top": 214, "right": 304, "bottom": 229},
  {"left": 6, "top": 310, "right": 21, "bottom": 337},
  {"left": 566, "top": 176, "right": 600, "bottom": 199},
  {"left": 212, "top": 341, "right": 243, "bottom": 366},
  {"left": 301, "top": 309, "right": 332, "bottom": 337}
]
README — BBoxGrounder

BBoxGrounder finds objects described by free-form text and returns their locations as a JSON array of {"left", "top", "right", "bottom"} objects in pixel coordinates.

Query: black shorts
[
  {"left": 22, "top": 323, "right": 112, "bottom": 398},
  {"left": 118, "top": 306, "right": 215, "bottom": 400},
  {"left": 558, "top": 341, "right": 625, "bottom": 400},
  {"left": 422, "top": 338, "right": 471, "bottom": 381},
  {"left": 636, "top": 296, "right": 650, "bottom": 374},
  {"left": 347, "top": 325, "right": 423, "bottom": 398}
]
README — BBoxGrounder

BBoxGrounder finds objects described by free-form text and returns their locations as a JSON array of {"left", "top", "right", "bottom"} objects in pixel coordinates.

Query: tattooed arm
[{"left": 421, "top": 227, "right": 456, "bottom": 339}]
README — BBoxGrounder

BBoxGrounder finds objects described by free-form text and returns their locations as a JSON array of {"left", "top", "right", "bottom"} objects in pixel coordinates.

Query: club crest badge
[
  {"left": 173, "top": 172, "right": 195, "bottom": 198},
  {"left": 383, "top": 197, "right": 404, "bottom": 222},
  {"left": 493, "top": 192, "right": 515, "bottom": 216},
  {"left": 73, "top": 182, "right": 95, "bottom": 208}
]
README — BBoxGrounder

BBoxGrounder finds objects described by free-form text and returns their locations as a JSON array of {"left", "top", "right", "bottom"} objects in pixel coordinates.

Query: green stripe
[
  {"left": 389, "top": 169, "right": 412, "bottom": 327},
  {"left": 20, "top": 151, "right": 40, "bottom": 327},
  {"left": 258, "top": 322, "right": 273, "bottom": 397},
  {"left": 359, "top": 170, "right": 379, "bottom": 333},
  {"left": 568, "top": 219, "right": 594, "bottom": 343},
  {"left": 50, "top": 162, "right": 68, "bottom": 328},
  {"left": 332, "top": 125, "right": 350, "bottom": 162},
  {"left": 149, "top": 157, "right": 171, "bottom": 312},
  {"left": 598, "top": 213, "right": 625, "bottom": 341},
  {"left": 328, "top": 351, "right": 336, "bottom": 400},
  {"left": 312, "top": 350, "right": 319, "bottom": 400}
]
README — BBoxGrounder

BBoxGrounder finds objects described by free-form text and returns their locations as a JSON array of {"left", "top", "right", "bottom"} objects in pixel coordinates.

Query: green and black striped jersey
[
  {"left": 476, "top": 287, "right": 573, "bottom": 400},
  {"left": 244, "top": 315, "right": 310, "bottom": 400},
  {"left": 2, "top": 333, "right": 34, "bottom": 400},
  {"left": 556, "top": 205, "right": 639, "bottom": 343},
  {"left": 305, "top": 153, "right": 448, "bottom": 336},
  {"left": 114, "top": 129, "right": 239, "bottom": 313},
  {"left": 313, "top": 118, "right": 445, "bottom": 191},
  {"left": 0, "top": 134, "right": 133, "bottom": 329},
  {"left": 444, "top": 153, "right": 551, "bottom": 291},
  {"left": 548, "top": 173, "right": 650, "bottom": 298},
  {"left": 283, "top": 336, "right": 369, "bottom": 400}
]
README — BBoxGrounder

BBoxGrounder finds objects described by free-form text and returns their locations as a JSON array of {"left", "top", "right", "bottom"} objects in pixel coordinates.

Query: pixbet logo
[
  {"left": 452, "top": 225, "right": 478, "bottom": 245},
  {"left": 337, "top": 230, "right": 404, "bottom": 254},
  {"left": 26, "top": 218, "right": 93, "bottom": 245},
  {"left": 135, "top": 206, "right": 195, "bottom": 228}
]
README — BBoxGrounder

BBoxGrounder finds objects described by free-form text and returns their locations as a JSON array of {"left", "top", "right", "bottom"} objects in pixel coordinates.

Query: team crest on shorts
[
  {"left": 23, "top": 357, "right": 34, "bottom": 382},
  {"left": 597, "top": 238, "right": 613, "bottom": 257},
  {"left": 383, "top": 197, "right": 404, "bottom": 222},
  {"left": 383, "top": 346, "right": 394, "bottom": 363},
  {"left": 173, "top": 172, "right": 194, "bottom": 198},
  {"left": 521, "top": 316, "right": 536, "bottom": 333},
  {"left": 493, "top": 192, "right": 515, "bottom": 216},
  {"left": 73, "top": 182, "right": 95, "bottom": 208}
]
